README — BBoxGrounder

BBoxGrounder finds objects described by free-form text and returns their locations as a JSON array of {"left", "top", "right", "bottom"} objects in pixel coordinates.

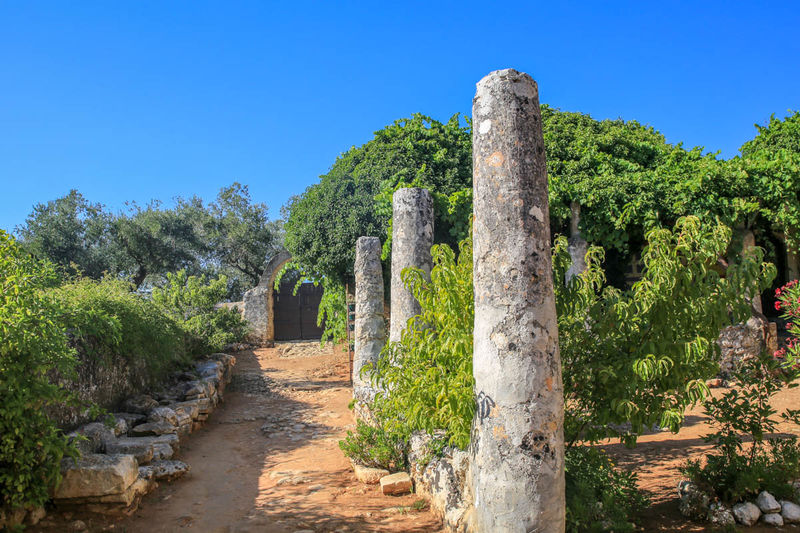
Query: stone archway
[{"left": 242, "top": 249, "right": 292, "bottom": 345}]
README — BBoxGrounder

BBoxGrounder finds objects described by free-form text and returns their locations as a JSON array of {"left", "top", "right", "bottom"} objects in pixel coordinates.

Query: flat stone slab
[
  {"left": 354, "top": 464, "right": 390, "bottom": 484},
  {"left": 129, "top": 421, "right": 177, "bottom": 437},
  {"left": 54, "top": 454, "right": 138, "bottom": 499},
  {"left": 104, "top": 437, "right": 155, "bottom": 464},
  {"left": 380, "top": 472, "right": 412, "bottom": 495}
]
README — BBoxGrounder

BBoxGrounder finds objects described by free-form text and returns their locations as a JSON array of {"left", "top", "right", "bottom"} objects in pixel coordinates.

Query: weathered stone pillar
[
  {"left": 787, "top": 247, "right": 799, "bottom": 281},
  {"left": 389, "top": 188, "right": 433, "bottom": 344},
  {"left": 353, "top": 236, "right": 385, "bottom": 403},
  {"left": 469, "top": 69, "right": 565, "bottom": 533},
  {"left": 566, "top": 202, "right": 588, "bottom": 283}
]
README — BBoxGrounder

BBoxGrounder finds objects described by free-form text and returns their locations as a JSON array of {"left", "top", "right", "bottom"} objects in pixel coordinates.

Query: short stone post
[
  {"left": 469, "top": 69, "right": 565, "bottom": 532},
  {"left": 353, "top": 236, "right": 385, "bottom": 404},
  {"left": 389, "top": 188, "right": 434, "bottom": 344},
  {"left": 566, "top": 202, "right": 588, "bottom": 282}
]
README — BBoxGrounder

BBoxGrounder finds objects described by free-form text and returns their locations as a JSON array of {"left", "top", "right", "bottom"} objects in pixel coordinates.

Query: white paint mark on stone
[
  {"left": 479, "top": 119, "right": 492, "bottom": 135},
  {"left": 529, "top": 205, "right": 543, "bottom": 221}
]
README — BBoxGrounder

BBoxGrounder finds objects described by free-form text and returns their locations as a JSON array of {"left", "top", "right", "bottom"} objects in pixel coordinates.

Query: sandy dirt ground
[
  {"left": 33, "top": 343, "right": 442, "bottom": 533},
  {"left": 30, "top": 342, "right": 800, "bottom": 532}
]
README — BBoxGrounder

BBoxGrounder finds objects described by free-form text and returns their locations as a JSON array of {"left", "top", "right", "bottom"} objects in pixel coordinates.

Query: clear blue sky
[{"left": 1, "top": 1, "right": 798, "bottom": 233}]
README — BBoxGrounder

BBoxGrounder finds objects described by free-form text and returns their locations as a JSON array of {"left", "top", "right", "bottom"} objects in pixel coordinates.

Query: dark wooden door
[{"left": 273, "top": 280, "right": 324, "bottom": 340}]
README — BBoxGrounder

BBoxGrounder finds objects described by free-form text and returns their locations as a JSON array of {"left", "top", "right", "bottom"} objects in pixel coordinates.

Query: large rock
[
  {"left": 781, "top": 500, "right": 800, "bottom": 524},
  {"left": 113, "top": 412, "right": 146, "bottom": 428},
  {"left": 380, "top": 472, "right": 412, "bottom": 495},
  {"left": 717, "top": 315, "right": 768, "bottom": 376},
  {"left": 353, "top": 464, "right": 390, "bottom": 484},
  {"left": 54, "top": 454, "right": 138, "bottom": 499},
  {"left": 122, "top": 395, "right": 159, "bottom": 414},
  {"left": 70, "top": 422, "right": 116, "bottom": 454},
  {"left": 196, "top": 360, "right": 223, "bottom": 380},
  {"left": 733, "top": 501, "right": 761, "bottom": 526},
  {"left": 129, "top": 421, "right": 177, "bottom": 437},
  {"left": 762, "top": 512, "right": 784, "bottom": 526},
  {"left": 756, "top": 490, "right": 781, "bottom": 513},
  {"left": 148, "top": 406, "right": 179, "bottom": 426},
  {"left": 173, "top": 400, "right": 201, "bottom": 420}
]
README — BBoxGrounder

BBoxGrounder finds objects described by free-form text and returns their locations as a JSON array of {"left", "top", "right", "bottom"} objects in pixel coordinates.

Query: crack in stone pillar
[{"left": 468, "top": 68, "right": 566, "bottom": 533}]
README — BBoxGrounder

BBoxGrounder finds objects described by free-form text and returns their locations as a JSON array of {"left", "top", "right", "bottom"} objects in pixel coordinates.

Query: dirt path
[{"left": 51, "top": 343, "right": 443, "bottom": 533}]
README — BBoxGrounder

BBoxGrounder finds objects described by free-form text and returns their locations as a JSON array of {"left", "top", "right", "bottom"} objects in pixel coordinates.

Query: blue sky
[{"left": 1, "top": 1, "right": 798, "bottom": 232}]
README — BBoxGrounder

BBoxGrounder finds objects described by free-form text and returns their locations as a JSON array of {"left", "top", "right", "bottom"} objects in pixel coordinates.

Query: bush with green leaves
[
  {"left": 553, "top": 216, "right": 776, "bottom": 446},
  {"left": 682, "top": 350, "right": 800, "bottom": 503},
  {"left": 152, "top": 270, "right": 250, "bottom": 355},
  {"left": 565, "top": 447, "right": 649, "bottom": 533},
  {"left": 51, "top": 275, "right": 188, "bottom": 383},
  {"left": 338, "top": 419, "right": 405, "bottom": 471},
  {"left": 0, "top": 231, "right": 78, "bottom": 511}
]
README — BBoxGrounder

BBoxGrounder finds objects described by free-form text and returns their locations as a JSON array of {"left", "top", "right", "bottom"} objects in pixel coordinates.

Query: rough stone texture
[
  {"left": 122, "top": 395, "right": 159, "bottom": 415},
  {"left": 781, "top": 500, "right": 800, "bottom": 523},
  {"left": 742, "top": 229, "right": 763, "bottom": 314},
  {"left": 733, "top": 501, "right": 761, "bottom": 525},
  {"left": 380, "top": 472, "right": 413, "bottom": 495},
  {"left": 353, "top": 236, "right": 385, "bottom": 404},
  {"left": 104, "top": 437, "right": 156, "bottom": 464},
  {"left": 762, "top": 512, "right": 784, "bottom": 526},
  {"left": 139, "top": 460, "right": 190, "bottom": 482},
  {"left": 678, "top": 481, "right": 710, "bottom": 520},
  {"left": 566, "top": 202, "right": 588, "bottom": 283},
  {"left": 244, "top": 249, "right": 292, "bottom": 345},
  {"left": 148, "top": 406, "right": 179, "bottom": 426},
  {"left": 243, "top": 285, "right": 272, "bottom": 345},
  {"left": 54, "top": 454, "right": 138, "bottom": 499},
  {"left": 708, "top": 502, "right": 735, "bottom": 526},
  {"left": 469, "top": 68, "right": 565, "bottom": 532},
  {"left": 353, "top": 464, "right": 390, "bottom": 484},
  {"left": 389, "top": 188, "right": 433, "bottom": 344},
  {"left": 409, "top": 431, "right": 470, "bottom": 533},
  {"left": 129, "top": 421, "right": 177, "bottom": 437},
  {"left": 70, "top": 422, "right": 116, "bottom": 454},
  {"left": 718, "top": 315, "right": 768, "bottom": 376},
  {"left": 757, "top": 490, "right": 781, "bottom": 513},
  {"left": 113, "top": 412, "right": 146, "bottom": 428}
]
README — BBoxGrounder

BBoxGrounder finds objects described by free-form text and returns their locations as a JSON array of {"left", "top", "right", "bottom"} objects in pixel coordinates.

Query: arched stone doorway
[{"left": 242, "top": 250, "right": 324, "bottom": 344}]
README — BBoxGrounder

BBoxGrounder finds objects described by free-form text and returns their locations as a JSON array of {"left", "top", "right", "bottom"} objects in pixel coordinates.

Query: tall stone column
[
  {"left": 353, "top": 236, "right": 385, "bottom": 403},
  {"left": 389, "top": 188, "right": 433, "bottom": 344},
  {"left": 566, "top": 202, "right": 588, "bottom": 283},
  {"left": 742, "top": 229, "right": 763, "bottom": 314},
  {"left": 469, "top": 69, "right": 565, "bottom": 533}
]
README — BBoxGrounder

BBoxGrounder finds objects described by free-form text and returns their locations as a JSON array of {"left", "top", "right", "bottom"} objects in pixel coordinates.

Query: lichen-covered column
[
  {"left": 566, "top": 202, "right": 588, "bottom": 283},
  {"left": 469, "top": 69, "right": 565, "bottom": 533},
  {"left": 389, "top": 188, "right": 433, "bottom": 344},
  {"left": 353, "top": 236, "right": 385, "bottom": 404},
  {"left": 742, "top": 229, "right": 763, "bottom": 314}
]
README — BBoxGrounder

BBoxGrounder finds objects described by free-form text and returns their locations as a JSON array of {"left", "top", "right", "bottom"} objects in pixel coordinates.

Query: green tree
[
  {"left": 16, "top": 190, "right": 116, "bottom": 278},
  {"left": 284, "top": 113, "right": 472, "bottom": 286}
]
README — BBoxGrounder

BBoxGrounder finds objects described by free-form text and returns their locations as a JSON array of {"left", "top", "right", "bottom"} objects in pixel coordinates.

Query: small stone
[
  {"left": 762, "top": 512, "right": 784, "bottom": 526},
  {"left": 678, "top": 482, "right": 710, "bottom": 520},
  {"left": 733, "top": 501, "right": 761, "bottom": 526},
  {"left": 380, "top": 472, "right": 412, "bottom": 495},
  {"left": 781, "top": 500, "right": 800, "bottom": 523},
  {"left": 708, "top": 502, "right": 734, "bottom": 526},
  {"left": 71, "top": 519, "right": 88, "bottom": 531},
  {"left": 354, "top": 464, "right": 390, "bottom": 484},
  {"left": 756, "top": 491, "right": 781, "bottom": 513}
]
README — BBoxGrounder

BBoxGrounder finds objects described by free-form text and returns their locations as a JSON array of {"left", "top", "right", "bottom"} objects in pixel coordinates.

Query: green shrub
[
  {"left": 338, "top": 419, "right": 405, "bottom": 470},
  {"left": 368, "top": 236, "right": 474, "bottom": 448},
  {"left": 565, "top": 447, "right": 649, "bottom": 533},
  {"left": 152, "top": 270, "right": 250, "bottom": 355},
  {"left": 50, "top": 276, "right": 187, "bottom": 383},
  {"left": 0, "top": 231, "right": 78, "bottom": 511},
  {"left": 682, "top": 351, "right": 800, "bottom": 503}
]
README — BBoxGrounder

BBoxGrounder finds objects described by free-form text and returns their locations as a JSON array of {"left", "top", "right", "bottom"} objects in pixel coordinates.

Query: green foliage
[
  {"left": 338, "top": 419, "right": 405, "bottom": 470},
  {"left": 152, "top": 270, "right": 250, "bottom": 355},
  {"left": 50, "top": 276, "right": 188, "bottom": 382},
  {"left": 739, "top": 111, "right": 800, "bottom": 253},
  {"left": 0, "top": 231, "right": 78, "bottom": 510},
  {"left": 16, "top": 189, "right": 116, "bottom": 279},
  {"left": 565, "top": 447, "right": 649, "bottom": 533},
  {"left": 554, "top": 216, "right": 776, "bottom": 446},
  {"left": 775, "top": 279, "right": 799, "bottom": 359},
  {"left": 284, "top": 113, "right": 471, "bottom": 285},
  {"left": 683, "top": 351, "right": 800, "bottom": 503},
  {"left": 368, "top": 236, "right": 475, "bottom": 448}
]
